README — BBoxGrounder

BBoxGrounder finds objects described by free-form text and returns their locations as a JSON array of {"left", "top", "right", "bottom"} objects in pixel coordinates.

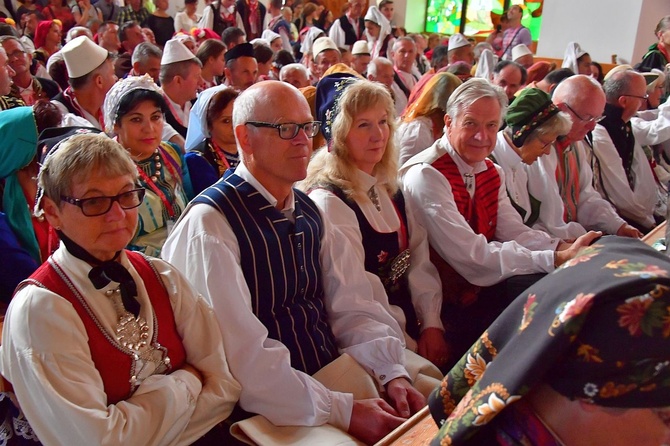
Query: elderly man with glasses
[
  {"left": 526, "top": 74, "right": 642, "bottom": 239},
  {"left": 590, "top": 69, "right": 661, "bottom": 232},
  {"left": 162, "top": 81, "right": 429, "bottom": 445}
]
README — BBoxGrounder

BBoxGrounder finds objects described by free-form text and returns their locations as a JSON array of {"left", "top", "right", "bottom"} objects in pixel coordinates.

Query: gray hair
[
  {"left": 0, "top": 35, "right": 25, "bottom": 51},
  {"left": 37, "top": 134, "right": 137, "bottom": 209},
  {"left": 132, "top": 41, "right": 162, "bottom": 65},
  {"left": 159, "top": 58, "right": 202, "bottom": 85},
  {"left": 655, "top": 15, "right": 670, "bottom": 36},
  {"left": 390, "top": 36, "right": 416, "bottom": 55},
  {"left": 279, "top": 63, "right": 309, "bottom": 81},
  {"left": 65, "top": 26, "right": 93, "bottom": 43},
  {"left": 603, "top": 69, "right": 641, "bottom": 103},
  {"left": 367, "top": 56, "right": 393, "bottom": 76},
  {"left": 446, "top": 78, "right": 508, "bottom": 123}
]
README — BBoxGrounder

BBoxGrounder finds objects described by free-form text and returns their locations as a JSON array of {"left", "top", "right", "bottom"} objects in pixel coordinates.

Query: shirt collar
[
  {"left": 442, "top": 134, "right": 490, "bottom": 175},
  {"left": 235, "top": 162, "right": 296, "bottom": 215}
]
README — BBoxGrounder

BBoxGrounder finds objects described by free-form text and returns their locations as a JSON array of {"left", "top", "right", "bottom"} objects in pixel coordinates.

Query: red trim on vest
[
  {"left": 429, "top": 152, "right": 501, "bottom": 307},
  {"left": 431, "top": 152, "right": 500, "bottom": 240},
  {"left": 20, "top": 251, "right": 186, "bottom": 404}
]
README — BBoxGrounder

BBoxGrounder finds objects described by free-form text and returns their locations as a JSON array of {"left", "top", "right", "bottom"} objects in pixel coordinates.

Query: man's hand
[
  {"left": 385, "top": 377, "right": 426, "bottom": 418},
  {"left": 348, "top": 399, "right": 405, "bottom": 445},
  {"left": 555, "top": 231, "right": 602, "bottom": 266},
  {"left": 616, "top": 223, "right": 643, "bottom": 239},
  {"left": 417, "top": 327, "right": 450, "bottom": 369}
]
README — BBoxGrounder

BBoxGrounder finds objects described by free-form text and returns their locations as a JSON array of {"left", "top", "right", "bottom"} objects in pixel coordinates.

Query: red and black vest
[
  {"left": 18, "top": 251, "right": 187, "bottom": 404},
  {"left": 430, "top": 152, "right": 501, "bottom": 306}
]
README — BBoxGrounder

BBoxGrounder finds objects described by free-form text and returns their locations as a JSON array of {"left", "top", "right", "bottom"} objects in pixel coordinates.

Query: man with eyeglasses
[
  {"left": 163, "top": 81, "right": 425, "bottom": 445},
  {"left": 526, "top": 75, "right": 642, "bottom": 239},
  {"left": 591, "top": 69, "right": 659, "bottom": 232},
  {"left": 0, "top": 36, "right": 60, "bottom": 105}
]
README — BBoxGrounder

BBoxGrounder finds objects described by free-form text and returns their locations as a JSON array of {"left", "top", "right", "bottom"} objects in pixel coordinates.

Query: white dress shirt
[
  {"left": 308, "top": 169, "right": 444, "bottom": 353},
  {"left": 0, "top": 246, "right": 241, "bottom": 446},
  {"left": 526, "top": 140, "right": 625, "bottom": 237},
  {"left": 592, "top": 123, "right": 657, "bottom": 229},
  {"left": 400, "top": 135, "right": 558, "bottom": 287},
  {"left": 198, "top": 1, "right": 245, "bottom": 32},
  {"left": 161, "top": 162, "right": 409, "bottom": 432}
]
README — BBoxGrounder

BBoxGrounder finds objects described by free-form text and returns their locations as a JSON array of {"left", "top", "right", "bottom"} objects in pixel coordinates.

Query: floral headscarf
[{"left": 429, "top": 235, "right": 670, "bottom": 445}]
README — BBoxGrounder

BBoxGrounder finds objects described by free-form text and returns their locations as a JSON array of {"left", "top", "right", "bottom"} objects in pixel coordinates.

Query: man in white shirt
[
  {"left": 390, "top": 36, "right": 418, "bottom": 117},
  {"left": 526, "top": 75, "right": 642, "bottom": 239},
  {"left": 592, "top": 69, "right": 658, "bottom": 231},
  {"left": 159, "top": 39, "right": 201, "bottom": 139},
  {"left": 328, "top": 0, "right": 365, "bottom": 50},
  {"left": 163, "top": 81, "right": 426, "bottom": 445},
  {"left": 52, "top": 36, "right": 116, "bottom": 130},
  {"left": 401, "top": 78, "right": 600, "bottom": 368}
]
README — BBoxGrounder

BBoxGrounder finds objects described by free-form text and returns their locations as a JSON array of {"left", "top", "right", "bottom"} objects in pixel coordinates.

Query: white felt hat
[
  {"left": 512, "top": 43, "right": 532, "bottom": 61},
  {"left": 351, "top": 40, "right": 370, "bottom": 56},
  {"left": 447, "top": 33, "right": 469, "bottom": 52},
  {"left": 61, "top": 36, "right": 109, "bottom": 78},
  {"left": 312, "top": 36, "right": 339, "bottom": 59},
  {"left": 161, "top": 38, "right": 196, "bottom": 65}
]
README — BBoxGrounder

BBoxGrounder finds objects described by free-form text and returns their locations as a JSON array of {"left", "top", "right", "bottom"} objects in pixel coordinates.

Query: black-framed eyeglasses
[
  {"left": 621, "top": 93, "right": 649, "bottom": 101},
  {"left": 61, "top": 188, "right": 146, "bottom": 217},
  {"left": 564, "top": 103, "right": 605, "bottom": 124},
  {"left": 245, "top": 121, "right": 321, "bottom": 140}
]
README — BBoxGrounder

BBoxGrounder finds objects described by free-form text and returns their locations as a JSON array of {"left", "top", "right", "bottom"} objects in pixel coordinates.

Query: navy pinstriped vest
[{"left": 193, "top": 173, "right": 339, "bottom": 375}]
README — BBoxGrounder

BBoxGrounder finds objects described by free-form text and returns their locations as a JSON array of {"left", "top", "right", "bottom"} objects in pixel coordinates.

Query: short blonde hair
[{"left": 301, "top": 80, "right": 397, "bottom": 200}]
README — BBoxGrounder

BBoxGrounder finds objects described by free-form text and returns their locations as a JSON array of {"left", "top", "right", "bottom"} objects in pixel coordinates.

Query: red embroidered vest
[
  {"left": 429, "top": 152, "right": 501, "bottom": 306},
  {"left": 432, "top": 152, "right": 500, "bottom": 240},
  {"left": 19, "top": 251, "right": 187, "bottom": 404}
]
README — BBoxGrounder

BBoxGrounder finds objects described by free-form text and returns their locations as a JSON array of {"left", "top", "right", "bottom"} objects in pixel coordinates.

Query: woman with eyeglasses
[
  {"left": 490, "top": 88, "right": 572, "bottom": 229},
  {"left": 300, "top": 74, "right": 449, "bottom": 371},
  {"left": 102, "top": 75, "right": 194, "bottom": 257},
  {"left": 184, "top": 86, "right": 240, "bottom": 195},
  {"left": 0, "top": 132, "right": 241, "bottom": 445}
]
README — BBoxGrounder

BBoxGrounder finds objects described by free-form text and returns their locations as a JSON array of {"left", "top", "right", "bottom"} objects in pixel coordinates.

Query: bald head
[
  {"left": 553, "top": 75, "right": 606, "bottom": 142},
  {"left": 232, "top": 81, "right": 314, "bottom": 198},
  {"left": 553, "top": 74, "right": 603, "bottom": 106},
  {"left": 603, "top": 70, "right": 647, "bottom": 121}
]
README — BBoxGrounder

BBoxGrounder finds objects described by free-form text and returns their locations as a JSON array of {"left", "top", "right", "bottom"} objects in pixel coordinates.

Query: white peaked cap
[
  {"left": 448, "top": 33, "right": 469, "bottom": 52},
  {"left": 512, "top": 43, "right": 532, "bottom": 61},
  {"left": 161, "top": 38, "right": 196, "bottom": 65},
  {"left": 62, "top": 35, "right": 109, "bottom": 78},
  {"left": 351, "top": 40, "right": 370, "bottom": 55},
  {"left": 312, "top": 36, "right": 339, "bottom": 59}
]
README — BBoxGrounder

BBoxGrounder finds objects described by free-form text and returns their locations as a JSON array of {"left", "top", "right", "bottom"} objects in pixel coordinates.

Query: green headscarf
[
  {"left": 505, "top": 88, "right": 559, "bottom": 146},
  {"left": 0, "top": 107, "right": 40, "bottom": 262}
]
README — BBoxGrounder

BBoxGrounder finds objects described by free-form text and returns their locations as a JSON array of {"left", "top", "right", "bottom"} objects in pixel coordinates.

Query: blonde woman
[{"left": 301, "top": 74, "right": 449, "bottom": 368}]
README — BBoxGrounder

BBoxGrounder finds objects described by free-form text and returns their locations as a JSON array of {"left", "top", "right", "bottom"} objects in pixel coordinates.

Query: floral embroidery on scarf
[
  {"left": 557, "top": 244, "right": 602, "bottom": 270},
  {"left": 520, "top": 294, "right": 537, "bottom": 331}
]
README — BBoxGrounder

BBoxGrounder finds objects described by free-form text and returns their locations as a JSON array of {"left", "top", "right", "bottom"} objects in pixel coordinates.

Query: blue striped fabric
[{"left": 193, "top": 174, "right": 339, "bottom": 375}]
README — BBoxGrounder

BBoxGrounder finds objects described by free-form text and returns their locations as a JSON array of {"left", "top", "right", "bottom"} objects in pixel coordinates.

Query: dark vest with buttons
[
  {"left": 429, "top": 152, "right": 501, "bottom": 306},
  {"left": 193, "top": 173, "right": 339, "bottom": 375},
  {"left": 17, "top": 251, "right": 187, "bottom": 404},
  {"left": 324, "top": 185, "right": 419, "bottom": 339},
  {"left": 338, "top": 14, "right": 364, "bottom": 46}
]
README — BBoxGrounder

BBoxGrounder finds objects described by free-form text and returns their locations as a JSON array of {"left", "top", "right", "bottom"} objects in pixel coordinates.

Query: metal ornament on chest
[
  {"left": 150, "top": 148, "right": 162, "bottom": 183},
  {"left": 105, "top": 288, "right": 150, "bottom": 350}
]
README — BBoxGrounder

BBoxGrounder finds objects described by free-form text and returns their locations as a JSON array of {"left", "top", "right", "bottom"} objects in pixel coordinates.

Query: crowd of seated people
[{"left": 0, "top": 1, "right": 669, "bottom": 444}]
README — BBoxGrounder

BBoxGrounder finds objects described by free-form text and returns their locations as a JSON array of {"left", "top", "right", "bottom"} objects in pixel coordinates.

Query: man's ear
[{"left": 234, "top": 123, "right": 252, "bottom": 157}]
